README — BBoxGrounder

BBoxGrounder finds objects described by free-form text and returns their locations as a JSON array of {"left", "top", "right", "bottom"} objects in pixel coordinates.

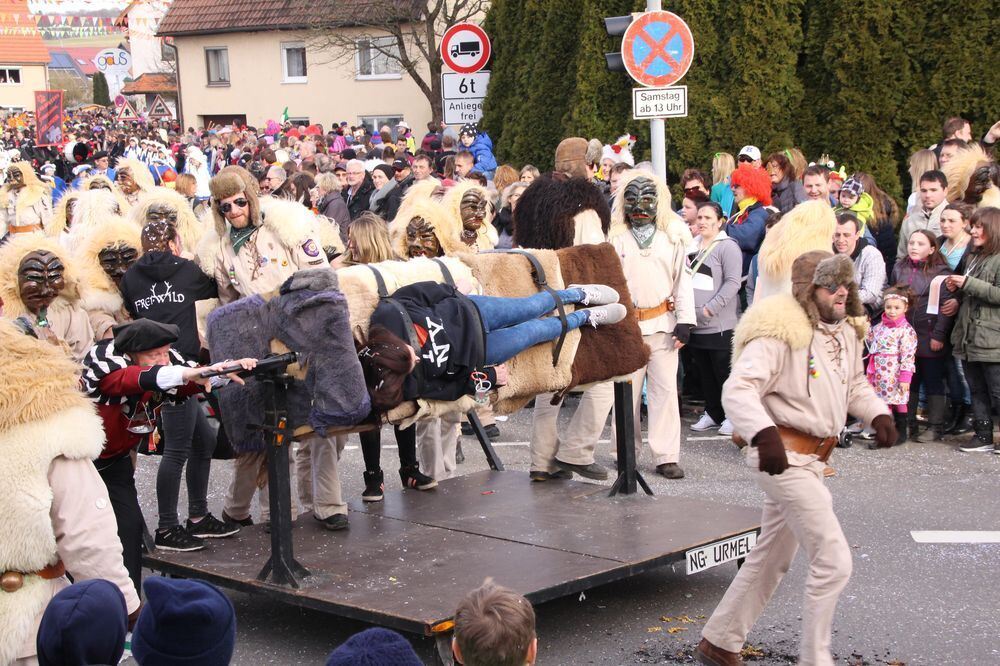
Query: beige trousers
[
  {"left": 529, "top": 382, "right": 615, "bottom": 472},
  {"left": 294, "top": 434, "right": 347, "bottom": 519},
  {"left": 625, "top": 332, "right": 680, "bottom": 465},
  {"left": 702, "top": 453, "right": 852, "bottom": 666},
  {"left": 223, "top": 451, "right": 274, "bottom": 521},
  {"left": 223, "top": 433, "right": 347, "bottom": 521},
  {"left": 418, "top": 412, "right": 461, "bottom": 481}
]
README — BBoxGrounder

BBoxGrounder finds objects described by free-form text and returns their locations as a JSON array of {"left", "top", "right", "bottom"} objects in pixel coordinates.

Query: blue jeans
[
  {"left": 946, "top": 355, "right": 971, "bottom": 406},
  {"left": 469, "top": 288, "right": 589, "bottom": 366}
]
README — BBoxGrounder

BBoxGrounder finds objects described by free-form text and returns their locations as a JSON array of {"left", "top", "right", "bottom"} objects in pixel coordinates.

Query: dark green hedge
[{"left": 479, "top": 0, "right": 1000, "bottom": 198}]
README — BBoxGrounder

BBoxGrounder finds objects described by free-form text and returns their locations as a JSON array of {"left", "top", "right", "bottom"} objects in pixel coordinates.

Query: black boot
[
  {"left": 893, "top": 413, "right": 908, "bottom": 447},
  {"left": 959, "top": 420, "right": 994, "bottom": 452},
  {"left": 916, "top": 396, "right": 947, "bottom": 442},
  {"left": 362, "top": 470, "right": 384, "bottom": 502},
  {"left": 947, "top": 404, "right": 973, "bottom": 435},
  {"left": 399, "top": 464, "right": 438, "bottom": 490}
]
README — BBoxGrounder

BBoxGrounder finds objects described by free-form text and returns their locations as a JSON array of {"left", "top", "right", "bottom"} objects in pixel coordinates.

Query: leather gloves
[
  {"left": 871, "top": 414, "right": 897, "bottom": 449},
  {"left": 752, "top": 426, "right": 788, "bottom": 475},
  {"left": 673, "top": 323, "right": 692, "bottom": 345}
]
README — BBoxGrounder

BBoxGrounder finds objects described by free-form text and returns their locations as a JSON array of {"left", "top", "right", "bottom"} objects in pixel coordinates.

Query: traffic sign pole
[{"left": 646, "top": 0, "right": 666, "bottom": 181}]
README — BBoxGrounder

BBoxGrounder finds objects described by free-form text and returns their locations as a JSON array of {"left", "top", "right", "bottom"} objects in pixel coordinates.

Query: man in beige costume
[
  {"left": 207, "top": 167, "right": 350, "bottom": 531},
  {"left": 696, "top": 251, "right": 896, "bottom": 666},
  {"left": 1, "top": 162, "right": 52, "bottom": 237}
]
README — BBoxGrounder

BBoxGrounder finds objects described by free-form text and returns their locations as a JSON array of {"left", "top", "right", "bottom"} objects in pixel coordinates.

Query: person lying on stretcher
[{"left": 358, "top": 281, "right": 626, "bottom": 412}]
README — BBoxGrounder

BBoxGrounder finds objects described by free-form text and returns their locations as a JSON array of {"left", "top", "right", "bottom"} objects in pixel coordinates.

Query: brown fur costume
[
  {"left": 513, "top": 174, "right": 611, "bottom": 249},
  {"left": 457, "top": 250, "right": 579, "bottom": 415},
  {"left": 555, "top": 243, "right": 650, "bottom": 395}
]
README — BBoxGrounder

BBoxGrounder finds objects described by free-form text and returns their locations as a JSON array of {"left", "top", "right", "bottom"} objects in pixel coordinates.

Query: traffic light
[{"left": 604, "top": 15, "right": 632, "bottom": 72}]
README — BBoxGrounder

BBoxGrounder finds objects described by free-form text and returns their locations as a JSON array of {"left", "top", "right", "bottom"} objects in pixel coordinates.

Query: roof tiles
[{"left": 157, "top": 0, "right": 422, "bottom": 37}]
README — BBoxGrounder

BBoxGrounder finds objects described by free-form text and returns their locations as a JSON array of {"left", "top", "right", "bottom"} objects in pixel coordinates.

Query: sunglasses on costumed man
[{"left": 218, "top": 198, "right": 248, "bottom": 213}]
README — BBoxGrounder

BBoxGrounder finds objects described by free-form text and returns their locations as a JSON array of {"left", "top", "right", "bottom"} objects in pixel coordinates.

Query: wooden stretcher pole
[{"left": 609, "top": 380, "right": 654, "bottom": 496}]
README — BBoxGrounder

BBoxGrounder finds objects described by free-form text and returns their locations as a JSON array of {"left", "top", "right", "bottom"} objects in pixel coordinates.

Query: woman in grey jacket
[{"left": 686, "top": 201, "right": 743, "bottom": 435}]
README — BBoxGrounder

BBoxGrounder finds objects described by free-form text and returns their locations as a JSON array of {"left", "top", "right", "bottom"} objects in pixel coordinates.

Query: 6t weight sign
[
  {"left": 442, "top": 72, "right": 490, "bottom": 100},
  {"left": 441, "top": 71, "right": 490, "bottom": 125}
]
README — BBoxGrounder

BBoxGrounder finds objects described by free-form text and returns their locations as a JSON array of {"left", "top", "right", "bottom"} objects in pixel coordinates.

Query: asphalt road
[{"left": 133, "top": 398, "right": 1000, "bottom": 665}]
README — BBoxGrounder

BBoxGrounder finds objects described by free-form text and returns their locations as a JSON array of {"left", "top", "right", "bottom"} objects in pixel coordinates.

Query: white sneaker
[
  {"left": 585, "top": 303, "right": 627, "bottom": 327},
  {"left": 691, "top": 413, "right": 719, "bottom": 432},
  {"left": 718, "top": 419, "right": 734, "bottom": 436}
]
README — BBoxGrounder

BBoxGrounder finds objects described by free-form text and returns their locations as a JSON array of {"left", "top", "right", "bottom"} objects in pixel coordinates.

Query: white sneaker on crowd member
[
  {"left": 718, "top": 419, "right": 734, "bottom": 436},
  {"left": 691, "top": 413, "right": 720, "bottom": 432}
]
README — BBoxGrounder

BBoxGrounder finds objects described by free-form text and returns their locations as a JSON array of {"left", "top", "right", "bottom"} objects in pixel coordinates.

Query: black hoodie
[{"left": 119, "top": 251, "right": 218, "bottom": 359}]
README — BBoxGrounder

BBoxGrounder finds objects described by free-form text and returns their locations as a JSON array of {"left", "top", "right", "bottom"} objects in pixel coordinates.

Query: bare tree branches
[{"left": 300, "top": 0, "right": 489, "bottom": 122}]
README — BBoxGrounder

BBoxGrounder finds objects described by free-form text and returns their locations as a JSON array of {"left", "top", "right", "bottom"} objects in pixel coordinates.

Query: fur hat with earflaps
[
  {"left": 208, "top": 166, "right": 261, "bottom": 236},
  {"left": 791, "top": 250, "right": 866, "bottom": 338}
]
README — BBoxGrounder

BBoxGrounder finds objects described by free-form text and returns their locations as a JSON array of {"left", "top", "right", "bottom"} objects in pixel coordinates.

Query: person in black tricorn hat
[
  {"left": 80, "top": 318, "right": 256, "bottom": 594},
  {"left": 90, "top": 150, "right": 115, "bottom": 181}
]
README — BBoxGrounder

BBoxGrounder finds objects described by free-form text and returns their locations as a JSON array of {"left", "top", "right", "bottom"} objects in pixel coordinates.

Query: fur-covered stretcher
[{"left": 209, "top": 245, "right": 648, "bottom": 450}]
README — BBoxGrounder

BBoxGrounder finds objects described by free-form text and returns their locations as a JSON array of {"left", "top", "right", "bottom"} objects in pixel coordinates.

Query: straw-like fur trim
[
  {"left": 943, "top": 144, "right": 992, "bottom": 203},
  {"left": 609, "top": 169, "right": 689, "bottom": 244},
  {"left": 0, "top": 234, "right": 81, "bottom": 317},
  {"left": 388, "top": 197, "right": 466, "bottom": 258},
  {"left": 2, "top": 161, "right": 48, "bottom": 212},
  {"left": 46, "top": 190, "right": 81, "bottom": 237},
  {"left": 127, "top": 187, "right": 206, "bottom": 255},
  {"left": 758, "top": 199, "right": 837, "bottom": 278},
  {"left": 76, "top": 217, "right": 142, "bottom": 313},
  {"left": 114, "top": 156, "right": 156, "bottom": 192},
  {"left": 443, "top": 180, "right": 498, "bottom": 248}
]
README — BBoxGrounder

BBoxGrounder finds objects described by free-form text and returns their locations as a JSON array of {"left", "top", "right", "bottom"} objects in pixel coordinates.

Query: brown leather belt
[
  {"left": 733, "top": 426, "right": 838, "bottom": 462},
  {"left": 635, "top": 298, "right": 675, "bottom": 321},
  {"left": 8, "top": 223, "right": 43, "bottom": 234},
  {"left": 1, "top": 560, "right": 66, "bottom": 593}
]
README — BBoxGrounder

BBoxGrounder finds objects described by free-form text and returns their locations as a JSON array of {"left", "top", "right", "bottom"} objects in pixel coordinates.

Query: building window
[
  {"left": 281, "top": 42, "right": 307, "bottom": 83},
  {"left": 205, "top": 47, "right": 229, "bottom": 86},
  {"left": 0, "top": 68, "right": 22, "bottom": 85},
  {"left": 356, "top": 37, "right": 401, "bottom": 79},
  {"left": 359, "top": 115, "right": 403, "bottom": 137},
  {"left": 160, "top": 40, "right": 175, "bottom": 62}
]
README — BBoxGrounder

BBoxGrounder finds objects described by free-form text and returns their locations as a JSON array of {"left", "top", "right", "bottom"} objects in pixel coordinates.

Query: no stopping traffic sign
[
  {"left": 622, "top": 11, "right": 694, "bottom": 88},
  {"left": 440, "top": 22, "right": 491, "bottom": 74}
]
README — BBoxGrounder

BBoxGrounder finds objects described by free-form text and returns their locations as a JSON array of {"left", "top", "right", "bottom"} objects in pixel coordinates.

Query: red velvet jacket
[{"left": 95, "top": 365, "right": 201, "bottom": 460}]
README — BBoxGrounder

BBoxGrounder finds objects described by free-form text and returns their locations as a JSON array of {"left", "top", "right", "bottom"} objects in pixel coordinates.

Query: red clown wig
[{"left": 730, "top": 163, "right": 773, "bottom": 206}]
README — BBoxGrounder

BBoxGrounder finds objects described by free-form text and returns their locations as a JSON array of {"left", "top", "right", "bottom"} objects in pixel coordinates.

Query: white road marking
[{"left": 910, "top": 531, "right": 1000, "bottom": 544}]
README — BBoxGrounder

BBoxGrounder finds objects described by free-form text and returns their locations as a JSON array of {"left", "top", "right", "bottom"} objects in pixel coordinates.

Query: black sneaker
[
  {"left": 155, "top": 526, "right": 205, "bottom": 552},
  {"left": 362, "top": 470, "right": 384, "bottom": 502},
  {"left": 461, "top": 422, "right": 474, "bottom": 436},
  {"left": 186, "top": 513, "right": 240, "bottom": 539},
  {"left": 314, "top": 513, "right": 348, "bottom": 531},
  {"left": 554, "top": 458, "right": 609, "bottom": 480},
  {"left": 529, "top": 469, "right": 573, "bottom": 482},
  {"left": 484, "top": 424, "right": 500, "bottom": 441},
  {"left": 455, "top": 440, "right": 465, "bottom": 464},
  {"left": 399, "top": 465, "right": 438, "bottom": 490},
  {"left": 221, "top": 510, "right": 253, "bottom": 527}
]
